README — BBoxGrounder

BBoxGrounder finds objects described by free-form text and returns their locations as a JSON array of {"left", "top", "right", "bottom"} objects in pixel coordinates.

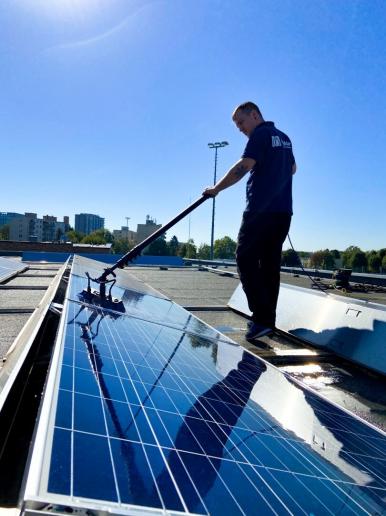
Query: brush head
[{"left": 80, "top": 288, "right": 125, "bottom": 313}]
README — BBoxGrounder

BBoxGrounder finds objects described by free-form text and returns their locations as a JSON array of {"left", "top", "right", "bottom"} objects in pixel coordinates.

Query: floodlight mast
[
  {"left": 207, "top": 141, "right": 229, "bottom": 260},
  {"left": 85, "top": 195, "right": 211, "bottom": 303}
]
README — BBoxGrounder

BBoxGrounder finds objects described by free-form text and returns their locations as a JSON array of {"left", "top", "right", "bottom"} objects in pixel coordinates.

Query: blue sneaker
[{"left": 245, "top": 323, "right": 273, "bottom": 341}]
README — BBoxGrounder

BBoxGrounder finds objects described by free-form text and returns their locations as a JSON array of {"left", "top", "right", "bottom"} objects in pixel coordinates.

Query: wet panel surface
[{"left": 23, "top": 256, "right": 386, "bottom": 515}]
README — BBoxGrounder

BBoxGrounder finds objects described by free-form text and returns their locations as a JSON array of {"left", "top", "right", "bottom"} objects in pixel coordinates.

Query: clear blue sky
[{"left": 1, "top": 0, "right": 385, "bottom": 252}]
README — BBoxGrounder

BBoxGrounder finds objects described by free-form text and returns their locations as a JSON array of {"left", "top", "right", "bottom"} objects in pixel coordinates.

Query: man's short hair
[{"left": 233, "top": 101, "right": 262, "bottom": 118}]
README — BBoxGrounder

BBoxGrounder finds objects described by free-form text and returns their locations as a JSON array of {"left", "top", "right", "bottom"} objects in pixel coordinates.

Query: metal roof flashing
[
  {"left": 0, "top": 260, "right": 69, "bottom": 413},
  {"left": 229, "top": 282, "right": 386, "bottom": 375}
]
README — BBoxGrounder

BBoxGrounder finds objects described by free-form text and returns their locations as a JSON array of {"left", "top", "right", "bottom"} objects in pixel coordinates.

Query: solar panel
[
  {"left": 0, "top": 256, "right": 27, "bottom": 283},
  {"left": 23, "top": 256, "right": 386, "bottom": 515}
]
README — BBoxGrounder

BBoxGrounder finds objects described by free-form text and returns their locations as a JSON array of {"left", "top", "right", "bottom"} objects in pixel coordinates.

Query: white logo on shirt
[{"left": 272, "top": 136, "right": 292, "bottom": 149}]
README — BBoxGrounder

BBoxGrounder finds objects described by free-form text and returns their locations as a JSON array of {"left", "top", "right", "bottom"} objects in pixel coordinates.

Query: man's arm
[
  {"left": 292, "top": 162, "right": 297, "bottom": 175},
  {"left": 203, "top": 157, "right": 256, "bottom": 197}
]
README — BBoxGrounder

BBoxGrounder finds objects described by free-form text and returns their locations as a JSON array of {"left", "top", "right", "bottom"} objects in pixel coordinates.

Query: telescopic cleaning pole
[{"left": 83, "top": 194, "right": 211, "bottom": 306}]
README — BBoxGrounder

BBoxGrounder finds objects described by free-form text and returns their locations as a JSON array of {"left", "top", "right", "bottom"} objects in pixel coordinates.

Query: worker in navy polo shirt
[{"left": 203, "top": 101, "right": 296, "bottom": 340}]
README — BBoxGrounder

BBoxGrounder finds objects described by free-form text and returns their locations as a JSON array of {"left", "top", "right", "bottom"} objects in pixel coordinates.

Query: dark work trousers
[{"left": 236, "top": 212, "right": 291, "bottom": 328}]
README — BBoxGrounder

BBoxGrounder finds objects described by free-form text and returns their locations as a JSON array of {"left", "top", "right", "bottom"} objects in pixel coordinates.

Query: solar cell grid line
[
  {"left": 291, "top": 393, "right": 386, "bottom": 458},
  {"left": 288, "top": 382, "right": 382, "bottom": 437},
  {"left": 344, "top": 452, "right": 386, "bottom": 487},
  {"left": 76, "top": 300, "right": 386, "bottom": 498},
  {"left": 140, "top": 336, "right": 291, "bottom": 447},
  {"left": 68, "top": 293, "right": 234, "bottom": 348},
  {"left": 136, "top": 326, "right": 386, "bottom": 512},
  {"left": 255, "top": 367, "right": 386, "bottom": 450},
  {"left": 311, "top": 417, "right": 386, "bottom": 459},
  {"left": 73, "top": 306, "right": 129, "bottom": 506},
  {"left": 129, "top": 334, "right": 362, "bottom": 512},
  {"left": 0, "top": 256, "right": 27, "bottom": 282},
  {"left": 69, "top": 264, "right": 234, "bottom": 346},
  {"left": 71, "top": 308, "right": 290, "bottom": 512},
  {"left": 288, "top": 436, "right": 377, "bottom": 486},
  {"left": 38, "top": 328, "right": 382, "bottom": 512},
  {"left": 70, "top": 322, "right": 184, "bottom": 512},
  {"left": 100, "top": 312, "right": 234, "bottom": 515},
  {"left": 258, "top": 466, "right": 331, "bottom": 516},
  {"left": 107, "top": 308, "right": 382, "bottom": 494},
  {"left": 294, "top": 394, "right": 386, "bottom": 446},
  {"left": 106, "top": 312, "right": 193, "bottom": 510},
  {"left": 105, "top": 322, "right": 213, "bottom": 512},
  {"left": 70, "top": 304, "right": 189, "bottom": 513},
  {"left": 97, "top": 309, "right": 195, "bottom": 513},
  {"left": 24, "top": 257, "right": 386, "bottom": 515},
  {"left": 109, "top": 322, "right": 296, "bottom": 515},
  {"left": 103, "top": 314, "right": 374, "bottom": 512},
  {"left": 115, "top": 330, "right": 223, "bottom": 408},
  {"left": 247, "top": 404, "right": 386, "bottom": 492}
]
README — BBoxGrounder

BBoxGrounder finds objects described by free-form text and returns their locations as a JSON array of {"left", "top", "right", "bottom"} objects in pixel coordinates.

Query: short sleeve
[{"left": 241, "top": 129, "right": 268, "bottom": 162}]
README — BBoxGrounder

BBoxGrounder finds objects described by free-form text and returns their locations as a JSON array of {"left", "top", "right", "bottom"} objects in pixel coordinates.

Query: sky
[{"left": 1, "top": 0, "right": 385, "bottom": 252}]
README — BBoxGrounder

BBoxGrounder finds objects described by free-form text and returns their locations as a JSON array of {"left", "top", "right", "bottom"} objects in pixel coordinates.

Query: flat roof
[{"left": 1, "top": 261, "right": 386, "bottom": 433}]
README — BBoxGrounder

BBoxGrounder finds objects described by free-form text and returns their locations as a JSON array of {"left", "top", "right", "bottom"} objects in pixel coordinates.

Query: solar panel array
[
  {"left": 24, "top": 256, "right": 386, "bottom": 515},
  {"left": 0, "top": 256, "right": 27, "bottom": 283}
]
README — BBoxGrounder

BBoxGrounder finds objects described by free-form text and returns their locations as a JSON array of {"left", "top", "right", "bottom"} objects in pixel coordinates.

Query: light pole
[
  {"left": 208, "top": 141, "right": 229, "bottom": 260},
  {"left": 125, "top": 217, "right": 130, "bottom": 241}
]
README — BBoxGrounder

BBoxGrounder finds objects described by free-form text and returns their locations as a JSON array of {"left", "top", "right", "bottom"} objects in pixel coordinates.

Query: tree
[
  {"left": 368, "top": 253, "right": 381, "bottom": 273},
  {"left": 213, "top": 236, "right": 237, "bottom": 259},
  {"left": 351, "top": 250, "right": 367, "bottom": 271},
  {"left": 309, "top": 250, "right": 324, "bottom": 269},
  {"left": 103, "top": 229, "right": 114, "bottom": 243},
  {"left": 167, "top": 235, "right": 179, "bottom": 256},
  {"left": 310, "top": 249, "right": 335, "bottom": 270},
  {"left": 342, "top": 246, "right": 362, "bottom": 268},
  {"left": 324, "top": 252, "right": 336, "bottom": 270},
  {"left": 90, "top": 228, "right": 114, "bottom": 243},
  {"left": 281, "top": 248, "right": 300, "bottom": 267},
  {"left": 0, "top": 224, "right": 10, "bottom": 240},
  {"left": 79, "top": 228, "right": 114, "bottom": 245},
  {"left": 81, "top": 233, "right": 106, "bottom": 245},
  {"left": 66, "top": 230, "right": 84, "bottom": 243},
  {"left": 178, "top": 239, "right": 197, "bottom": 258},
  {"left": 112, "top": 238, "right": 133, "bottom": 255},
  {"left": 379, "top": 248, "right": 386, "bottom": 259},
  {"left": 197, "top": 243, "right": 211, "bottom": 259},
  {"left": 382, "top": 255, "right": 386, "bottom": 272},
  {"left": 143, "top": 234, "right": 169, "bottom": 255}
]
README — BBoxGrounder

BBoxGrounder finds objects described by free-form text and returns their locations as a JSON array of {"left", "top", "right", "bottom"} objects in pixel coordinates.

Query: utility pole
[{"left": 208, "top": 141, "right": 229, "bottom": 260}]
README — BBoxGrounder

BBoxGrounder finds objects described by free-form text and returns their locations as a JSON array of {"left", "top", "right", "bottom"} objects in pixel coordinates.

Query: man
[{"left": 203, "top": 101, "right": 296, "bottom": 340}]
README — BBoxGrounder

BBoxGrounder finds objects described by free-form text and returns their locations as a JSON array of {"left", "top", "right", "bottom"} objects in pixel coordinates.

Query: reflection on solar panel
[
  {"left": 0, "top": 256, "right": 27, "bottom": 282},
  {"left": 24, "top": 256, "right": 386, "bottom": 515}
]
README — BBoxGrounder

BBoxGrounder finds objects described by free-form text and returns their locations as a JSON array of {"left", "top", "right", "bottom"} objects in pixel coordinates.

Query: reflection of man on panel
[
  {"left": 157, "top": 352, "right": 267, "bottom": 512},
  {"left": 204, "top": 102, "right": 296, "bottom": 340}
]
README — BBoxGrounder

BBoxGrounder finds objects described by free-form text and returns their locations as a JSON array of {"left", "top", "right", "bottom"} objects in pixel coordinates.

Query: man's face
[{"left": 232, "top": 109, "right": 259, "bottom": 137}]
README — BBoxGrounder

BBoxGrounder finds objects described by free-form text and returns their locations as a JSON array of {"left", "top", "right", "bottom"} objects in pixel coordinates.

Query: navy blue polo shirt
[{"left": 241, "top": 121, "right": 295, "bottom": 214}]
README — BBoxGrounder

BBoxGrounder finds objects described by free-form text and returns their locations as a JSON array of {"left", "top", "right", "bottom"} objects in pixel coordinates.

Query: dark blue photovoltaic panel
[
  {"left": 68, "top": 255, "right": 233, "bottom": 345},
  {"left": 25, "top": 257, "right": 386, "bottom": 515},
  {"left": 43, "top": 294, "right": 386, "bottom": 515},
  {"left": 0, "top": 256, "right": 27, "bottom": 282}
]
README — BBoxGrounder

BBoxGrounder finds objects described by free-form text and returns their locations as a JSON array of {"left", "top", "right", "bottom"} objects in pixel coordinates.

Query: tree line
[
  {"left": 282, "top": 246, "right": 386, "bottom": 273},
  {"left": 1, "top": 223, "right": 385, "bottom": 272},
  {"left": 71, "top": 231, "right": 386, "bottom": 272},
  {"left": 64, "top": 229, "right": 238, "bottom": 259}
]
